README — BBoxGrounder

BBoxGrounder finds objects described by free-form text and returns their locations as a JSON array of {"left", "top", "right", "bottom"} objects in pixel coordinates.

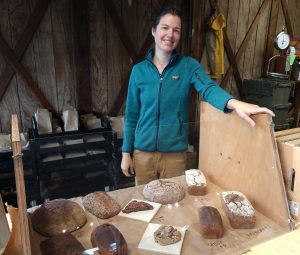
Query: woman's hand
[
  {"left": 226, "top": 99, "right": 275, "bottom": 127},
  {"left": 121, "top": 152, "right": 135, "bottom": 177}
]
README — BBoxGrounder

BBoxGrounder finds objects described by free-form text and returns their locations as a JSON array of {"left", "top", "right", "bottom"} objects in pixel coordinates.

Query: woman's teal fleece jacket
[{"left": 122, "top": 49, "right": 233, "bottom": 153}]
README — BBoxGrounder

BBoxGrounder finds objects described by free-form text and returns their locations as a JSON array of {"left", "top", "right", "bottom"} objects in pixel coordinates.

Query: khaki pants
[{"left": 133, "top": 150, "right": 187, "bottom": 186}]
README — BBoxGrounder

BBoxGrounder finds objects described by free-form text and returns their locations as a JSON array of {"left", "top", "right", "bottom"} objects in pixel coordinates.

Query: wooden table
[{"left": 30, "top": 176, "right": 289, "bottom": 255}]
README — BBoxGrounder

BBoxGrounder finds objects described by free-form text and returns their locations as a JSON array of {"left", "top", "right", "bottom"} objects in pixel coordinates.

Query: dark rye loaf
[
  {"left": 31, "top": 199, "right": 87, "bottom": 237},
  {"left": 91, "top": 223, "right": 128, "bottom": 255},
  {"left": 40, "top": 233, "right": 85, "bottom": 255},
  {"left": 198, "top": 206, "right": 224, "bottom": 239}
]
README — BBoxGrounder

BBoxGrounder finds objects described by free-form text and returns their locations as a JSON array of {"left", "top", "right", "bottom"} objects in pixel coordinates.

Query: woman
[{"left": 121, "top": 6, "right": 274, "bottom": 185}]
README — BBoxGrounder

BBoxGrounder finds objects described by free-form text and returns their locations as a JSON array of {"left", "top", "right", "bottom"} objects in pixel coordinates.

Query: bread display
[
  {"left": 40, "top": 233, "right": 85, "bottom": 255},
  {"left": 185, "top": 169, "right": 207, "bottom": 195},
  {"left": 198, "top": 206, "right": 224, "bottom": 239},
  {"left": 154, "top": 225, "right": 182, "bottom": 246},
  {"left": 82, "top": 191, "right": 121, "bottom": 219},
  {"left": 221, "top": 191, "right": 256, "bottom": 229},
  {"left": 143, "top": 179, "right": 185, "bottom": 204},
  {"left": 121, "top": 200, "right": 153, "bottom": 213},
  {"left": 91, "top": 223, "right": 128, "bottom": 255},
  {"left": 31, "top": 199, "right": 87, "bottom": 237}
]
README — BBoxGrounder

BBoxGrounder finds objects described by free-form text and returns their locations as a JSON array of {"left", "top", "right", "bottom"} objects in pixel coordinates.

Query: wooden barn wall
[{"left": 0, "top": 0, "right": 300, "bottom": 133}]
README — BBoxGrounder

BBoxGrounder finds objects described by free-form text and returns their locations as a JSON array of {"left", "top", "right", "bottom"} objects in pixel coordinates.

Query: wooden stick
[{"left": 11, "top": 115, "right": 31, "bottom": 255}]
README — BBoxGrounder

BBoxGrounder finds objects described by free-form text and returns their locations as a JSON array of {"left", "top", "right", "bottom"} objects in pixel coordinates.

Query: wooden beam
[
  {"left": 73, "top": 0, "right": 91, "bottom": 113},
  {"left": 0, "top": 0, "right": 51, "bottom": 102},
  {"left": 221, "top": 0, "right": 270, "bottom": 88},
  {"left": 209, "top": 0, "right": 243, "bottom": 98},
  {"left": 223, "top": 32, "right": 243, "bottom": 98},
  {"left": 103, "top": 0, "right": 139, "bottom": 62},
  {"left": 188, "top": 0, "right": 207, "bottom": 127},
  {"left": 109, "top": 30, "right": 156, "bottom": 116},
  {"left": 137, "top": 32, "right": 153, "bottom": 60},
  {"left": 107, "top": 0, "right": 171, "bottom": 116},
  {"left": 280, "top": 0, "right": 294, "bottom": 38},
  {"left": 191, "top": 0, "right": 206, "bottom": 60},
  {"left": 263, "top": 0, "right": 280, "bottom": 76},
  {"left": 11, "top": 115, "right": 31, "bottom": 255},
  {"left": 0, "top": 34, "right": 57, "bottom": 116}
]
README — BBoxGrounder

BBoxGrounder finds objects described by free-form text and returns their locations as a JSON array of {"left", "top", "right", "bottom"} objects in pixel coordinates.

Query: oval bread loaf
[{"left": 82, "top": 191, "right": 121, "bottom": 219}]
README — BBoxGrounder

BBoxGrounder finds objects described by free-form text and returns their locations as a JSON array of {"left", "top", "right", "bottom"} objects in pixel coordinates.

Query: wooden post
[{"left": 11, "top": 115, "right": 31, "bottom": 255}]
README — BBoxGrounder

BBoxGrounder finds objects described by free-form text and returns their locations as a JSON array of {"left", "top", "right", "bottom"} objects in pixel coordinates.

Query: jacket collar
[{"left": 146, "top": 48, "right": 179, "bottom": 67}]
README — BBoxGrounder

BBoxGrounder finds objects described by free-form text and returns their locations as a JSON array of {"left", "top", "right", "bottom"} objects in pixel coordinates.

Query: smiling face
[{"left": 152, "top": 13, "right": 181, "bottom": 55}]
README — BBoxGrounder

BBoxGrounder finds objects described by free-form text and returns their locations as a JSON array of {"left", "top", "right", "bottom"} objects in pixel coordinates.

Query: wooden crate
[{"left": 275, "top": 129, "right": 300, "bottom": 222}]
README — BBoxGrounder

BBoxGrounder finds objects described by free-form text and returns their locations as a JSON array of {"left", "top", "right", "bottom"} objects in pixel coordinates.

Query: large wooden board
[{"left": 199, "top": 102, "right": 290, "bottom": 229}]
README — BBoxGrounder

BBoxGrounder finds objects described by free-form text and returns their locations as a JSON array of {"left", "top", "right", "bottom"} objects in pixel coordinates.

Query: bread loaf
[
  {"left": 221, "top": 191, "right": 256, "bottom": 229},
  {"left": 198, "top": 206, "right": 224, "bottom": 239},
  {"left": 82, "top": 191, "right": 121, "bottom": 219},
  {"left": 143, "top": 179, "right": 185, "bottom": 204},
  {"left": 31, "top": 199, "right": 87, "bottom": 237},
  {"left": 91, "top": 223, "right": 128, "bottom": 255},
  {"left": 40, "top": 233, "right": 85, "bottom": 255},
  {"left": 185, "top": 169, "right": 207, "bottom": 195}
]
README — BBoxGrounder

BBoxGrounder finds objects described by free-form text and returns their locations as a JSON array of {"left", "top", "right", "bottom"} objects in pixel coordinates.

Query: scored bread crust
[
  {"left": 143, "top": 179, "right": 185, "bottom": 204},
  {"left": 82, "top": 191, "right": 121, "bottom": 219},
  {"left": 221, "top": 191, "right": 256, "bottom": 229}
]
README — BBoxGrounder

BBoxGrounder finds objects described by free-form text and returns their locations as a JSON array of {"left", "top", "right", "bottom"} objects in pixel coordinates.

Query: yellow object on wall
[{"left": 206, "top": 12, "right": 226, "bottom": 79}]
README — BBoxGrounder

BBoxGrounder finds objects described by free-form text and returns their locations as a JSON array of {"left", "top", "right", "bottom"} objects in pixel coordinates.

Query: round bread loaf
[
  {"left": 82, "top": 191, "right": 121, "bottom": 219},
  {"left": 143, "top": 179, "right": 185, "bottom": 204},
  {"left": 31, "top": 199, "right": 87, "bottom": 237}
]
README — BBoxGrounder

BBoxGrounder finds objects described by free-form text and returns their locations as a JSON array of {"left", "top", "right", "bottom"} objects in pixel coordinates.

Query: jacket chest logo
[{"left": 172, "top": 75, "right": 180, "bottom": 80}]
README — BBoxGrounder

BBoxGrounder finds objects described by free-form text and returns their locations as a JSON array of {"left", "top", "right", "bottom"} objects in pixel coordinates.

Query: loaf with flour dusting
[
  {"left": 185, "top": 169, "right": 207, "bottom": 195},
  {"left": 221, "top": 191, "right": 256, "bottom": 229},
  {"left": 143, "top": 179, "right": 185, "bottom": 204}
]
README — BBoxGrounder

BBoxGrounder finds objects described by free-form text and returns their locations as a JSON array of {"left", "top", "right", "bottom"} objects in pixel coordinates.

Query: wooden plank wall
[{"left": 0, "top": 0, "right": 300, "bottom": 133}]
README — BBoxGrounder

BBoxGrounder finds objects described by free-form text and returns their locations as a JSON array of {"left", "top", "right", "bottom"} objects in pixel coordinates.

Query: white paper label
[{"left": 288, "top": 200, "right": 299, "bottom": 217}]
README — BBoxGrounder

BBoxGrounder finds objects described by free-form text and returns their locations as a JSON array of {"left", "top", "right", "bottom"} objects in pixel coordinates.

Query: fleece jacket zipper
[{"left": 147, "top": 53, "right": 178, "bottom": 151}]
